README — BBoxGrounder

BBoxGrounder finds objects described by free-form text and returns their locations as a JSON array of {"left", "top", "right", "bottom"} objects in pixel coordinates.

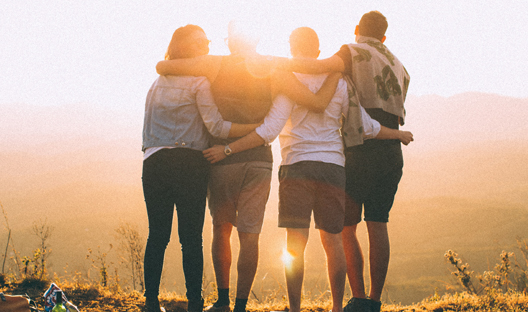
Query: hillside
[{"left": 1, "top": 93, "right": 528, "bottom": 305}]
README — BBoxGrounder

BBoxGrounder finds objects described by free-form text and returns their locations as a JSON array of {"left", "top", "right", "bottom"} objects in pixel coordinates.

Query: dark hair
[
  {"left": 358, "top": 11, "right": 388, "bottom": 41},
  {"left": 165, "top": 24, "right": 205, "bottom": 60},
  {"left": 289, "top": 27, "right": 319, "bottom": 58}
]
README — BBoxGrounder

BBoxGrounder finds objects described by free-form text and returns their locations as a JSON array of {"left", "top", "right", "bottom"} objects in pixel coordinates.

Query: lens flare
[{"left": 281, "top": 248, "right": 294, "bottom": 269}]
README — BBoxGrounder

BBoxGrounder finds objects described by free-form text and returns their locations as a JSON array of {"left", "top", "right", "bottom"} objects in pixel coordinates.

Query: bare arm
[
  {"left": 273, "top": 54, "right": 345, "bottom": 74},
  {"left": 272, "top": 71, "right": 342, "bottom": 113},
  {"left": 228, "top": 123, "right": 261, "bottom": 138},
  {"left": 359, "top": 105, "right": 413, "bottom": 145},
  {"left": 195, "top": 77, "right": 260, "bottom": 139},
  {"left": 203, "top": 95, "right": 293, "bottom": 164},
  {"left": 375, "top": 126, "right": 414, "bottom": 145},
  {"left": 156, "top": 55, "right": 222, "bottom": 82},
  {"left": 203, "top": 132, "right": 265, "bottom": 164}
]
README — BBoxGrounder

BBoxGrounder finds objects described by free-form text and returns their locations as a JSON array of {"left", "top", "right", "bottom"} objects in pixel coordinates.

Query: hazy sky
[{"left": 1, "top": 0, "right": 527, "bottom": 111}]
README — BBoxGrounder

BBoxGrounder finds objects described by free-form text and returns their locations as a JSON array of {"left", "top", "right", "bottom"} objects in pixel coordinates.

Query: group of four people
[{"left": 141, "top": 10, "right": 412, "bottom": 312}]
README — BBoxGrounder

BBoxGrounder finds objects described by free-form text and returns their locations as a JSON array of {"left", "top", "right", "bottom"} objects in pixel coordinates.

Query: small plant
[
  {"left": 115, "top": 222, "right": 145, "bottom": 292},
  {"left": 446, "top": 238, "right": 528, "bottom": 299},
  {"left": 444, "top": 249, "right": 478, "bottom": 294},
  {"left": 1, "top": 201, "right": 22, "bottom": 277},
  {"left": 494, "top": 250, "right": 514, "bottom": 291},
  {"left": 31, "top": 218, "right": 54, "bottom": 279},
  {"left": 87, "top": 244, "right": 113, "bottom": 288},
  {"left": 514, "top": 237, "right": 528, "bottom": 293}
]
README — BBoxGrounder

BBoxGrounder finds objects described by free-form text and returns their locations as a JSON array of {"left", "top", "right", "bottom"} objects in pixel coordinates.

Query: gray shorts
[
  {"left": 278, "top": 161, "right": 346, "bottom": 234},
  {"left": 208, "top": 161, "right": 272, "bottom": 234}
]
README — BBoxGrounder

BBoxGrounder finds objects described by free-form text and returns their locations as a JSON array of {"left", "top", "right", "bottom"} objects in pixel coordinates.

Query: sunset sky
[
  {"left": 1, "top": 2, "right": 527, "bottom": 304},
  {"left": 1, "top": 0, "right": 527, "bottom": 113}
]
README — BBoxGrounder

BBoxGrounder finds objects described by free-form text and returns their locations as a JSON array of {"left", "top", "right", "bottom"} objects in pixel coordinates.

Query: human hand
[
  {"left": 203, "top": 145, "right": 227, "bottom": 164},
  {"left": 399, "top": 131, "right": 414, "bottom": 145}
]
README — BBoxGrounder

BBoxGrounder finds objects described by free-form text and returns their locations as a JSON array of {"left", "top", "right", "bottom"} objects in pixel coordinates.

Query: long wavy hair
[{"left": 165, "top": 24, "right": 206, "bottom": 60}]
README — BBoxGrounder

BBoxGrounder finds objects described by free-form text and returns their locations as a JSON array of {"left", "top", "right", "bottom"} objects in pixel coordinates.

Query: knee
[
  {"left": 147, "top": 227, "right": 172, "bottom": 248},
  {"left": 342, "top": 225, "right": 359, "bottom": 241},
  {"left": 213, "top": 223, "right": 233, "bottom": 240},
  {"left": 179, "top": 233, "right": 203, "bottom": 252},
  {"left": 320, "top": 231, "right": 345, "bottom": 249},
  {"left": 238, "top": 232, "right": 260, "bottom": 251}
]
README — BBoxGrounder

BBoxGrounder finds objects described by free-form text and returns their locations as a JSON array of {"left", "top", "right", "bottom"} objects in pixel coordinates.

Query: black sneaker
[
  {"left": 369, "top": 299, "right": 382, "bottom": 312},
  {"left": 145, "top": 297, "right": 166, "bottom": 312},
  {"left": 205, "top": 301, "right": 231, "bottom": 312},
  {"left": 204, "top": 304, "right": 231, "bottom": 312},
  {"left": 343, "top": 297, "right": 371, "bottom": 312},
  {"left": 188, "top": 298, "right": 204, "bottom": 312}
]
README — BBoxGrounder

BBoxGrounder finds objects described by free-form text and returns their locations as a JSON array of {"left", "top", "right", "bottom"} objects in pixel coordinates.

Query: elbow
[{"left": 155, "top": 62, "right": 166, "bottom": 75}]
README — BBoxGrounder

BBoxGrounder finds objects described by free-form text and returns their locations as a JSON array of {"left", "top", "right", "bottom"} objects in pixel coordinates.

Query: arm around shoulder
[
  {"left": 156, "top": 55, "right": 221, "bottom": 81},
  {"left": 272, "top": 71, "right": 342, "bottom": 113},
  {"left": 274, "top": 55, "right": 345, "bottom": 74},
  {"left": 203, "top": 131, "right": 265, "bottom": 164}
]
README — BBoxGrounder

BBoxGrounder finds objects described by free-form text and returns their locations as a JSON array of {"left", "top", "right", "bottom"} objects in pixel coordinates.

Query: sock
[
  {"left": 214, "top": 288, "right": 230, "bottom": 307},
  {"left": 233, "top": 298, "right": 248, "bottom": 312}
]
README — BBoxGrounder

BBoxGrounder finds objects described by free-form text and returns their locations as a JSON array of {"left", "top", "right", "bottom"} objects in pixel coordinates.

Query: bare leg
[
  {"left": 235, "top": 231, "right": 260, "bottom": 300},
  {"left": 319, "top": 230, "right": 347, "bottom": 312},
  {"left": 285, "top": 228, "right": 309, "bottom": 312},
  {"left": 212, "top": 223, "right": 233, "bottom": 290},
  {"left": 342, "top": 225, "right": 366, "bottom": 298},
  {"left": 366, "top": 221, "right": 390, "bottom": 302}
]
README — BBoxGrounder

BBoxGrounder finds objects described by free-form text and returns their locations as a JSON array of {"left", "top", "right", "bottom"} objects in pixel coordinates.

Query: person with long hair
[{"left": 142, "top": 24, "right": 260, "bottom": 312}]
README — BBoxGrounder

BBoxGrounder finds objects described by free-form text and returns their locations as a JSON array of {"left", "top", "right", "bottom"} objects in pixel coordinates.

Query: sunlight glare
[
  {"left": 227, "top": 9, "right": 292, "bottom": 57},
  {"left": 281, "top": 248, "right": 294, "bottom": 270}
]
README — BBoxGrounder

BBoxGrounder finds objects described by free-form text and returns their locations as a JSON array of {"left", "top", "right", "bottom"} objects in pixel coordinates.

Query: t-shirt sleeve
[
  {"left": 334, "top": 45, "right": 353, "bottom": 75},
  {"left": 255, "top": 94, "right": 293, "bottom": 144},
  {"left": 360, "top": 105, "right": 381, "bottom": 139}
]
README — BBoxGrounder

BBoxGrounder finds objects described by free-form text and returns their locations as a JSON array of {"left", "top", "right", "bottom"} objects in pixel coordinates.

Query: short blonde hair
[{"left": 289, "top": 27, "right": 319, "bottom": 58}]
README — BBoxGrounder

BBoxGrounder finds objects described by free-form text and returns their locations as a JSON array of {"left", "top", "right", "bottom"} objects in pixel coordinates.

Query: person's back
[
  {"left": 336, "top": 11, "right": 410, "bottom": 312},
  {"left": 143, "top": 75, "right": 228, "bottom": 153},
  {"left": 278, "top": 72, "right": 347, "bottom": 166},
  {"left": 342, "top": 37, "right": 408, "bottom": 121},
  {"left": 209, "top": 54, "right": 274, "bottom": 165},
  {"left": 335, "top": 11, "right": 409, "bottom": 132},
  {"left": 339, "top": 37, "right": 407, "bottom": 157},
  {"left": 205, "top": 20, "right": 275, "bottom": 312},
  {"left": 274, "top": 26, "right": 349, "bottom": 312},
  {"left": 212, "top": 55, "right": 273, "bottom": 124}
]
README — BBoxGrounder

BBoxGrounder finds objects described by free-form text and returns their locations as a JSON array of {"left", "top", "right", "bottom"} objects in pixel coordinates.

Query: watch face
[{"left": 224, "top": 145, "right": 232, "bottom": 156}]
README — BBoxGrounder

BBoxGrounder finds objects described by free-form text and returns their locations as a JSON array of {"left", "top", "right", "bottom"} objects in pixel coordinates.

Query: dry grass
[{"left": 2, "top": 278, "right": 528, "bottom": 312}]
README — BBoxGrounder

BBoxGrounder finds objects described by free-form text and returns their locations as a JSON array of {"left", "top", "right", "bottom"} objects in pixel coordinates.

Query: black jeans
[{"left": 142, "top": 148, "right": 210, "bottom": 301}]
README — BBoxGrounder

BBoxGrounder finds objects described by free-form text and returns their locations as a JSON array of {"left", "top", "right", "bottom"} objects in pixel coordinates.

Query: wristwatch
[{"left": 224, "top": 145, "right": 232, "bottom": 156}]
